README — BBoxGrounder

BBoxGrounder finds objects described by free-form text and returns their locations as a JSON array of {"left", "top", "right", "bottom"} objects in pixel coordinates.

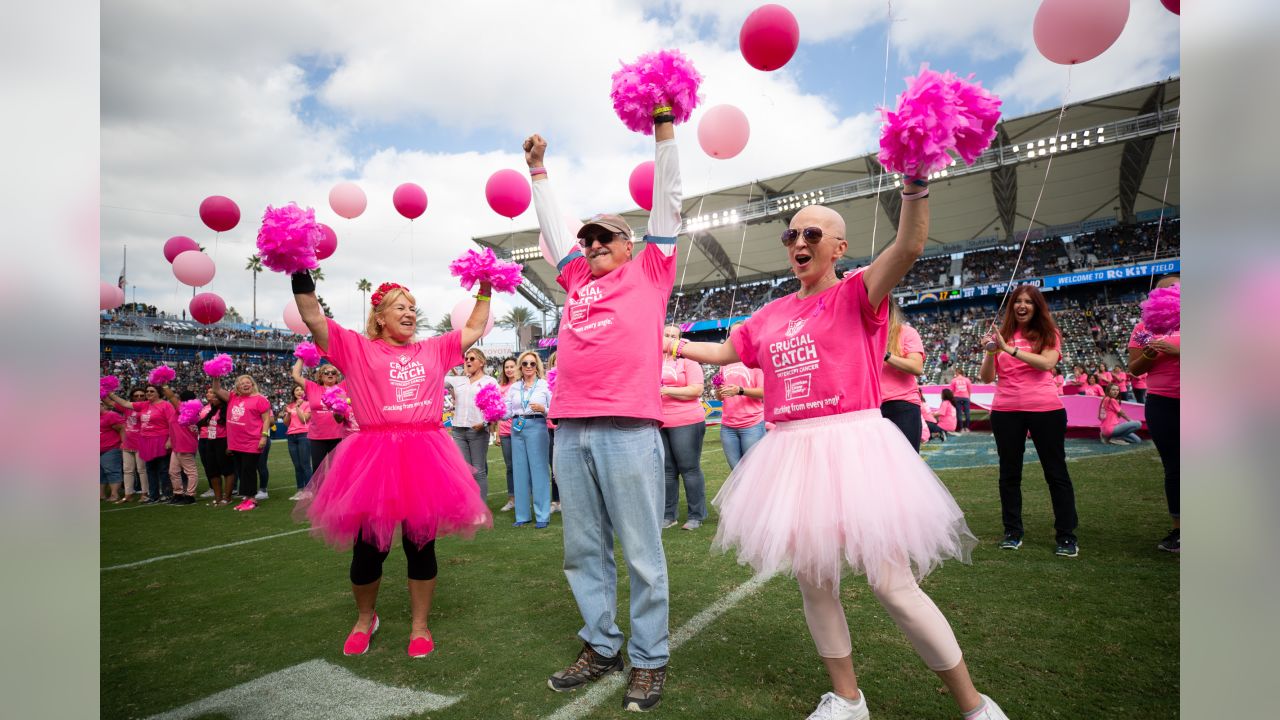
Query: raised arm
[
  {"left": 862, "top": 183, "right": 929, "bottom": 306},
  {"left": 290, "top": 272, "right": 329, "bottom": 351},
  {"left": 212, "top": 377, "right": 230, "bottom": 403},
  {"left": 162, "top": 385, "right": 180, "bottom": 410},
  {"left": 107, "top": 392, "right": 132, "bottom": 412},
  {"left": 290, "top": 359, "right": 308, "bottom": 389},
  {"left": 648, "top": 121, "right": 681, "bottom": 256},
  {"left": 460, "top": 281, "right": 493, "bottom": 352},
  {"left": 526, "top": 134, "right": 577, "bottom": 265}
]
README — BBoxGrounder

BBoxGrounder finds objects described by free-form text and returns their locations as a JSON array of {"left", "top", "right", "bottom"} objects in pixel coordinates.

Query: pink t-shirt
[
  {"left": 1054, "top": 374, "right": 1065, "bottom": 395},
  {"left": 286, "top": 401, "right": 310, "bottom": 435},
  {"left": 497, "top": 383, "right": 514, "bottom": 437},
  {"left": 731, "top": 271, "right": 888, "bottom": 424},
  {"left": 168, "top": 411, "right": 199, "bottom": 454},
  {"left": 1099, "top": 397, "right": 1124, "bottom": 437},
  {"left": 919, "top": 403, "right": 937, "bottom": 423},
  {"left": 1132, "top": 373, "right": 1149, "bottom": 390},
  {"left": 660, "top": 358, "right": 706, "bottom": 428},
  {"left": 554, "top": 245, "right": 676, "bottom": 422},
  {"left": 948, "top": 375, "right": 971, "bottom": 399},
  {"left": 131, "top": 401, "right": 175, "bottom": 438},
  {"left": 719, "top": 363, "right": 765, "bottom": 429},
  {"left": 199, "top": 405, "right": 224, "bottom": 440},
  {"left": 1098, "top": 370, "right": 1114, "bottom": 387},
  {"left": 879, "top": 324, "right": 925, "bottom": 405},
  {"left": 1112, "top": 371, "right": 1129, "bottom": 392},
  {"left": 303, "top": 380, "right": 344, "bottom": 441},
  {"left": 1129, "top": 321, "right": 1179, "bottom": 398},
  {"left": 1082, "top": 384, "right": 1105, "bottom": 397},
  {"left": 322, "top": 318, "right": 461, "bottom": 427},
  {"left": 226, "top": 394, "right": 271, "bottom": 453},
  {"left": 991, "top": 331, "right": 1063, "bottom": 412},
  {"left": 121, "top": 408, "right": 140, "bottom": 451},
  {"left": 100, "top": 411, "right": 124, "bottom": 452},
  {"left": 936, "top": 401, "right": 957, "bottom": 432}
]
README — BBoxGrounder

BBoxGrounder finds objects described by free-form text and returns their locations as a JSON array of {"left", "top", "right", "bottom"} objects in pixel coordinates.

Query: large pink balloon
[
  {"left": 329, "top": 181, "right": 367, "bottom": 219},
  {"left": 485, "top": 169, "right": 532, "bottom": 218},
  {"left": 538, "top": 216, "right": 584, "bottom": 268},
  {"left": 172, "top": 250, "right": 216, "bottom": 287},
  {"left": 1160, "top": 0, "right": 1178, "bottom": 14},
  {"left": 315, "top": 223, "right": 338, "bottom": 260},
  {"left": 163, "top": 235, "right": 200, "bottom": 263},
  {"left": 189, "top": 292, "right": 226, "bottom": 325},
  {"left": 283, "top": 300, "right": 309, "bottom": 335},
  {"left": 629, "top": 161, "right": 655, "bottom": 211},
  {"left": 697, "top": 105, "right": 751, "bottom": 159},
  {"left": 1033, "top": 0, "right": 1130, "bottom": 65},
  {"left": 100, "top": 281, "right": 123, "bottom": 311},
  {"left": 739, "top": 4, "right": 800, "bottom": 71},
  {"left": 393, "top": 183, "right": 428, "bottom": 220},
  {"left": 450, "top": 297, "right": 495, "bottom": 336},
  {"left": 199, "top": 196, "right": 240, "bottom": 232}
]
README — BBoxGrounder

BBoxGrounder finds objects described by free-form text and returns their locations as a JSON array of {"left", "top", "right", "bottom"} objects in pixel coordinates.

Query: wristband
[
  {"left": 474, "top": 294, "right": 491, "bottom": 301},
  {"left": 652, "top": 105, "right": 672, "bottom": 117},
  {"left": 1142, "top": 349, "right": 1159, "bottom": 359},
  {"left": 905, "top": 176, "right": 929, "bottom": 187},
  {"left": 1011, "top": 347, "right": 1020, "bottom": 357},
  {"left": 653, "top": 114, "right": 675, "bottom": 125},
  {"left": 528, "top": 167, "right": 546, "bottom": 177},
  {"left": 901, "top": 187, "right": 930, "bottom": 201},
  {"left": 884, "top": 351, "right": 891, "bottom": 362},
  {"left": 291, "top": 271, "right": 316, "bottom": 294}
]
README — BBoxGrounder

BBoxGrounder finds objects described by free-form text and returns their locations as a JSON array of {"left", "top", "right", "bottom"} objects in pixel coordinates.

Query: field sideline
[{"left": 101, "top": 427, "right": 1178, "bottom": 719}]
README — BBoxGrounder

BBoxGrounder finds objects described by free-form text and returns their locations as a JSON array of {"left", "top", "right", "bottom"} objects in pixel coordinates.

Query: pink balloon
[
  {"left": 450, "top": 297, "right": 495, "bottom": 336},
  {"left": 172, "top": 250, "right": 216, "bottom": 287},
  {"left": 283, "top": 300, "right": 309, "bottom": 335},
  {"left": 1033, "top": 0, "right": 1130, "bottom": 65},
  {"left": 315, "top": 223, "right": 338, "bottom": 260},
  {"left": 199, "top": 195, "right": 240, "bottom": 232},
  {"left": 163, "top": 235, "right": 200, "bottom": 263},
  {"left": 739, "top": 4, "right": 800, "bottom": 71},
  {"left": 329, "top": 181, "right": 367, "bottom": 219},
  {"left": 393, "top": 183, "right": 428, "bottom": 220},
  {"left": 189, "top": 292, "right": 227, "bottom": 325},
  {"left": 629, "top": 161, "right": 655, "bottom": 211},
  {"left": 538, "top": 216, "right": 584, "bottom": 268},
  {"left": 1160, "top": 0, "right": 1178, "bottom": 14},
  {"left": 100, "top": 281, "right": 123, "bottom": 311},
  {"left": 697, "top": 104, "right": 751, "bottom": 159},
  {"left": 485, "top": 169, "right": 532, "bottom": 218}
]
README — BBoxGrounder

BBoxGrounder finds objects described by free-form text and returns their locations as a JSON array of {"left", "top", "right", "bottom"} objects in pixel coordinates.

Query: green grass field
[{"left": 101, "top": 427, "right": 1178, "bottom": 719}]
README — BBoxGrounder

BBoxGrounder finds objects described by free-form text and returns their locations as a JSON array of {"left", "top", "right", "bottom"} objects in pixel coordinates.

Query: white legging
[
  {"left": 798, "top": 563, "right": 963, "bottom": 672},
  {"left": 121, "top": 449, "right": 142, "bottom": 495}
]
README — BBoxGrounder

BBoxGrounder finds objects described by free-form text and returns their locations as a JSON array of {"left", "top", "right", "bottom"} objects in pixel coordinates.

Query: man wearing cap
[{"left": 523, "top": 109, "right": 680, "bottom": 713}]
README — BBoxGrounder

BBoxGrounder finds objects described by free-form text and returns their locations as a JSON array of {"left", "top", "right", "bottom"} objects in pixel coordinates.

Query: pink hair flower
[
  {"left": 294, "top": 342, "right": 323, "bottom": 368},
  {"left": 449, "top": 247, "right": 525, "bottom": 293},
  {"left": 474, "top": 383, "right": 508, "bottom": 423},
  {"left": 256, "top": 202, "right": 322, "bottom": 275},
  {"left": 711, "top": 371, "right": 725, "bottom": 388},
  {"left": 610, "top": 49, "right": 702, "bottom": 135},
  {"left": 203, "top": 353, "right": 234, "bottom": 378},
  {"left": 148, "top": 365, "right": 176, "bottom": 386}
]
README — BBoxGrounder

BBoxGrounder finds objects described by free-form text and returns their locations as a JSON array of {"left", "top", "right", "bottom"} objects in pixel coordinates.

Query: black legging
[
  {"left": 232, "top": 451, "right": 260, "bottom": 498},
  {"left": 1144, "top": 393, "right": 1180, "bottom": 518},
  {"left": 310, "top": 438, "right": 342, "bottom": 475},
  {"left": 350, "top": 532, "right": 438, "bottom": 585},
  {"left": 198, "top": 437, "right": 233, "bottom": 479},
  {"left": 989, "top": 408, "right": 1078, "bottom": 544},
  {"left": 880, "top": 399, "right": 923, "bottom": 453}
]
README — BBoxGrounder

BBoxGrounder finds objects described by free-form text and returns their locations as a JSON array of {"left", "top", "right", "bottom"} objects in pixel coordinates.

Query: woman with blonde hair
[
  {"left": 291, "top": 360, "right": 347, "bottom": 473},
  {"left": 880, "top": 302, "right": 926, "bottom": 452},
  {"left": 494, "top": 356, "right": 519, "bottom": 512},
  {"left": 505, "top": 351, "right": 553, "bottom": 528},
  {"left": 446, "top": 346, "right": 498, "bottom": 498},
  {"left": 212, "top": 374, "right": 273, "bottom": 512},
  {"left": 291, "top": 274, "right": 493, "bottom": 659}
]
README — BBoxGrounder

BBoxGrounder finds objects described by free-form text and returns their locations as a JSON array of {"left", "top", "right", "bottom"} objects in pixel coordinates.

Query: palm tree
[
  {"left": 431, "top": 314, "right": 454, "bottom": 335},
  {"left": 357, "top": 278, "right": 372, "bottom": 309},
  {"left": 497, "top": 306, "right": 541, "bottom": 347},
  {"left": 245, "top": 254, "right": 263, "bottom": 323},
  {"left": 310, "top": 267, "right": 325, "bottom": 282}
]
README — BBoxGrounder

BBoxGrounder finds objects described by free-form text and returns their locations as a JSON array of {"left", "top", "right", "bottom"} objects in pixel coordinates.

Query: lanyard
[{"left": 513, "top": 381, "right": 537, "bottom": 431}]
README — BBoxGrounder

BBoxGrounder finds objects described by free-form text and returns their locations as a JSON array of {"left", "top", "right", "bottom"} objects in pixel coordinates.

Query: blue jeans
[
  {"left": 554, "top": 417, "right": 670, "bottom": 669},
  {"left": 512, "top": 419, "right": 552, "bottom": 523},
  {"left": 452, "top": 427, "right": 490, "bottom": 497},
  {"left": 720, "top": 422, "right": 766, "bottom": 470},
  {"left": 287, "top": 434, "right": 312, "bottom": 489},
  {"left": 1106, "top": 420, "right": 1143, "bottom": 444},
  {"left": 100, "top": 448, "right": 123, "bottom": 485},
  {"left": 954, "top": 397, "right": 971, "bottom": 430},
  {"left": 661, "top": 421, "right": 707, "bottom": 522}
]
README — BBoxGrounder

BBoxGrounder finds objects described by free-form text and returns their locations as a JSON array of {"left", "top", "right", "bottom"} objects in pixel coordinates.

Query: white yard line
[
  {"left": 102, "top": 529, "right": 310, "bottom": 572},
  {"left": 541, "top": 572, "right": 772, "bottom": 720}
]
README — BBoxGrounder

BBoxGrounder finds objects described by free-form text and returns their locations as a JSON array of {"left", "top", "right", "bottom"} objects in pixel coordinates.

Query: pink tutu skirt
[
  {"left": 712, "top": 409, "right": 977, "bottom": 590},
  {"left": 135, "top": 435, "right": 168, "bottom": 462},
  {"left": 294, "top": 423, "right": 493, "bottom": 552}
]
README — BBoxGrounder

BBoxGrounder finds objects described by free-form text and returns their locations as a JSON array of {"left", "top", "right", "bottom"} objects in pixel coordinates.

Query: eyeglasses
[
  {"left": 780, "top": 226, "right": 842, "bottom": 246},
  {"left": 520, "top": 361, "right": 538, "bottom": 367},
  {"left": 579, "top": 231, "right": 622, "bottom": 249}
]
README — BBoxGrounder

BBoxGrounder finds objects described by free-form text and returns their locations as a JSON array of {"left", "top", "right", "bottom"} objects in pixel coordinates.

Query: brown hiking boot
[
  {"left": 622, "top": 665, "right": 667, "bottom": 712},
  {"left": 547, "top": 642, "right": 624, "bottom": 692}
]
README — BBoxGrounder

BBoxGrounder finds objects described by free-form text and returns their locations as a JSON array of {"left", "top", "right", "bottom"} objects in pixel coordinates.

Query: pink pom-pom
[
  {"left": 474, "top": 383, "right": 508, "bottom": 423},
  {"left": 545, "top": 367, "right": 558, "bottom": 393},
  {"left": 177, "top": 399, "right": 204, "bottom": 426},
  {"left": 100, "top": 376, "right": 120, "bottom": 400},
  {"left": 448, "top": 247, "right": 525, "bottom": 293},
  {"left": 610, "top": 49, "right": 702, "bottom": 135},
  {"left": 148, "top": 365, "right": 176, "bottom": 386},
  {"left": 1141, "top": 284, "right": 1180, "bottom": 336},
  {"left": 294, "top": 342, "right": 323, "bottom": 368},
  {"left": 322, "top": 385, "right": 351, "bottom": 418},
  {"left": 256, "top": 202, "right": 322, "bottom": 275},
  {"left": 203, "top": 353, "right": 234, "bottom": 378},
  {"left": 878, "top": 65, "right": 1002, "bottom": 177}
]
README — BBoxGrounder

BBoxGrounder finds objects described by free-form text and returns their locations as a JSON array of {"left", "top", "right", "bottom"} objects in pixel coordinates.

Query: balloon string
[
  {"left": 671, "top": 163, "right": 714, "bottom": 322},
  {"left": 410, "top": 221, "right": 416, "bottom": 287},
  {"left": 726, "top": 182, "right": 758, "bottom": 325},
  {"left": 870, "top": 0, "right": 894, "bottom": 258},
  {"left": 1148, "top": 106, "right": 1180, "bottom": 290},
  {"left": 989, "top": 65, "right": 1072, "bottom": 335}
]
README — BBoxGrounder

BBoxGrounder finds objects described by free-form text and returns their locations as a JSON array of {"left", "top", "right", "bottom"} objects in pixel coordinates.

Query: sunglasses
[
  {"left": 780, "top": 226, "right": 842, "bottom": 246},
  {"left": 578, "top": 231, "right": 622, "bottom": 249},
  {"left": 520, "top": 361, "right": 538, "bottom": 367}
]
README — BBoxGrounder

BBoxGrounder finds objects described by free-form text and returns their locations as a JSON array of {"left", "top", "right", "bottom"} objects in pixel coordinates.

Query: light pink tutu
[
  {"left": 712, "top": 409, "right": 977, "bottom": 590},
  {"left": 294, "top": 423, "right": 492, "bottom": 552}
]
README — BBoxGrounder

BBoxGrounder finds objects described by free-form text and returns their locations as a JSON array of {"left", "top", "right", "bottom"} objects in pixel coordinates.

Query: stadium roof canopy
[{"left": 473, "top": 77, "right": 1180, "bottom": 312}]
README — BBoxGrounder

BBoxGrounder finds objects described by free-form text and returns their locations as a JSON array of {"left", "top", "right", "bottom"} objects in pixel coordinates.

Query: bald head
[{"left": 792, "top": 205, "right": 846, "bottom": 238}]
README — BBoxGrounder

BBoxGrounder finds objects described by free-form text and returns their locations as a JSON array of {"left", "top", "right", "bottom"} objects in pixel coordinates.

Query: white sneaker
[
  {"left": 550, "top": 501, "right": 561, "bottom": 514},
  {"left": 967, "top": 694, "right": 1009, "bottom": 720},
  {"left": 254, "top": 490, "right": 268, "bottom": 500},
  {"left": 500, "top": 500, "right": 515, "bottom": 512},
  {"left": 682, "top": 519, "right": 702, "bottom": 531},
  {"left": 200, "top": 490, "right": 215, "bottom": 498},
  {"left": 662, "top": 519, "right": 678, "bottom": 530},
  {"left": 807, "top": 691, "right": 868, "bottom": 720}
]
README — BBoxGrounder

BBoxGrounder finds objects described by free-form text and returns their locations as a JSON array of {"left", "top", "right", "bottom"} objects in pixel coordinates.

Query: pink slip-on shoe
[
  {"left": 407, "top": 632, "right": 434, "bottom": 659},
  {"left": 234, "top": 498, "right": 257, "bottom": 512},
  {"left": 343, "top": 614, "right": 379, "bottom": 656}
]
